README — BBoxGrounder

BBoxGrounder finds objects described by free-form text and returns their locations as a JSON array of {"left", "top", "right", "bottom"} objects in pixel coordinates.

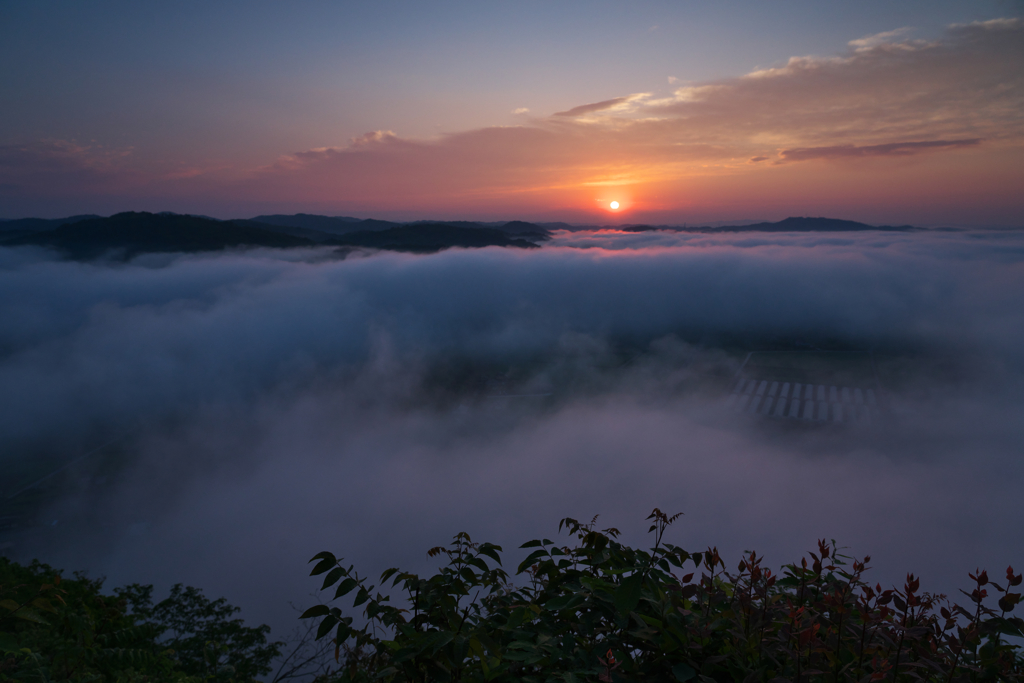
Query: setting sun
[{"left": 609, "top": 201, "right": 619, "bottom": 209}]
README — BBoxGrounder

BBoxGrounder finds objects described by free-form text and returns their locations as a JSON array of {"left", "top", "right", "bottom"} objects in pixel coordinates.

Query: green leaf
[
  {"left": 479, "top": 543, "right": 503, "bottom": 564},
  {"left": 310, "top": 558, "right": 336, "bottom": 576},
  {"left": 309, "top": 551, "right": 337, "bottom": 564},
  {"left": 614, "top": 573, "right": 644, "bottom": 616},
  {"left": 517, "top": 549, "right": 550, "bottom": 573},
  {"left": 335, "top": 577, "right": 359, "bottom": 599},
  {"left": 7, "top": 608, "right": 48, "bottom": 625},
  {"left": 672, "top": 662, "right": 696, "bottom": 681},
  {"left": 544, "top": 593, "right": 585, "bottom": 613},
  {"left": 30, "top": 597, "right": 58, "bottom": 614},
  {"left": 321, "top": 567, "right": 345, "bottom": 590},
  {"left": 299, "top": 605, "right": 331, "bottom": 619},
  {"left": 315, "top": 615, "right": 338, "bottom": 640},
  {"left": 0, "top": 632, "right": 20, "bottom": 653}
]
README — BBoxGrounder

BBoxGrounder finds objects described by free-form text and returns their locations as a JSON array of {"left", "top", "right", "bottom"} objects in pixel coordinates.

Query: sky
[{"left": 1, "top": 0, "right": 1022, "bottom": 225}]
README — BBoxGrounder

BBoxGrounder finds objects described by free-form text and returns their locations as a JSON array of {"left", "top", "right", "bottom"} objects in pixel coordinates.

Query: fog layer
[{"left": 1, "top": 230, "right": 1022, "bottom": 635}]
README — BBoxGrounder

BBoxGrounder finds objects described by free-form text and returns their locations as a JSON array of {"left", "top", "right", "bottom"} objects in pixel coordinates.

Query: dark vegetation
[
  {"left": 330, "top": 224, "right": 539, "bottom": 253},
  {"left": 0, "top": 211, "right": 932, "bottom": 261},
  {"left": 3, "top": 510, "right": 1021, "bottom": 681},
  {"left": 0, "top": 213, "right": 548, "bottom": 259},
  {"left": 2, "top": 212, "right": 311, "bottom": 260},
  {"left": 250, "top": 215, "right": 398, "bottom": 236},
  {"left": 0, "top": 557, "right": 282, "bottom": 681},
  {"left": 302, "top": 511, "right": 1024, "bottom": 682}
]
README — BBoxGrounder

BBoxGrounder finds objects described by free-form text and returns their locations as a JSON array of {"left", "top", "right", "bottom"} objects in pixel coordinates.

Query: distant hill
[
  {"left": 622, "top": 217, "right": 919, "bottom": 233},
  {"left": 495, "top": 221, "right": 550, "bottom": 239},
  {"left": 231, "top": 219, "right": 338, "bottom": 243},
  {"left": 250, "top": 214, "right": 397, "bottom": 235},
  {"left": 405, "top": 219, "right": 549, "bottom": 239},
  {"left": 1, "top": 212, "right": 926, "bottom": 259},
  {"left": 251, "top": 215, "right": 551, "bottom": 244},
  {"left": 0, "top": 215, "right": 102, "bottom": 241},
  {"left": 330, "top": 224, "right": 540, "bottom": 253},
  {"left": 720, "top": 217, "right": 917, "bottom": 232},
  {"left": 4, "top": 212, "right": 312, "bottom": 259}
]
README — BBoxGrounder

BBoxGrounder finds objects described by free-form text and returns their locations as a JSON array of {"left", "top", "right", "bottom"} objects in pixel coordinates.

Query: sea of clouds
[{"left": 1, "top": 229, "right": 1023, "bottom": 641}]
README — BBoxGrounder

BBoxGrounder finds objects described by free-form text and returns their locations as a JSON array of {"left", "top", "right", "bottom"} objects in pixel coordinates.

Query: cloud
[
  {"left": 348, "top": 130, "right": 400, "bottom": 147},
  {"left": 512, "top": 107, "right": 530, "bottom": 115},
  {"left": 778, "top": 138, "right": 983, "bottom": 162},
  {"left": 2, "top": 230, "right": 1024, "bottom": 636},
  {"left": 553, "top": 94, "right": 648, "bottom": 118},
  {"left": 847, "top": 27, "right": 916, "bottom": 52}
]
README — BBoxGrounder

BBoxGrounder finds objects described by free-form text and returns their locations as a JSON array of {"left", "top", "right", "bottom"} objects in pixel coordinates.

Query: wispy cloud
[
  {"left": 553, "top": 93, "right": 649, "bottom": 118},
  {"left": 847, "top": 27, "right": 916, "bottom": 52},
  {"left": 778, "top": 139, "right": 983, "bottom": 162}
]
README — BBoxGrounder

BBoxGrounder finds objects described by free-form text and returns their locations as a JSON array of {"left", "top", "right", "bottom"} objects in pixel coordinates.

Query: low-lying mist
[{"left": 1, "top": 229, "right": 1022, "bottom": 637}]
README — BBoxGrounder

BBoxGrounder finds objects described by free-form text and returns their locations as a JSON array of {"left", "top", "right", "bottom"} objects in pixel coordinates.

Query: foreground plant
[
  {"left": 0, "top": 557, "right": 282, "bottom": 682},
  {"left": 303, "top": 510, "right": 1024, "bottom": 682}
]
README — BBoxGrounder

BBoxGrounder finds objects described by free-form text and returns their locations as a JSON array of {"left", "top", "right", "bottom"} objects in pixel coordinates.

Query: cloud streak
[{"left": 777, "top": 138, "right": 983, "bottom": 162}]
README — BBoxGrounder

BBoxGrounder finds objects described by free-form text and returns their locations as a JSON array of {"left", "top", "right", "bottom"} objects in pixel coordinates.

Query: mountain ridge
[{"left": 0, "top": 212, "right": 955, "bottom": 261}]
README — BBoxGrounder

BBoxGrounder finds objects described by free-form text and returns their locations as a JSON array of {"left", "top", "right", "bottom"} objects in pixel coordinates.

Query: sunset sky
[{"left": 2, "top": 0, "right": 1022, "bottom": 225}]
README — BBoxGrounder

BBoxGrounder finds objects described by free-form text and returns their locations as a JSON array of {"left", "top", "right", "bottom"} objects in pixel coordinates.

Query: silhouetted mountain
[
  {"left": 232, "top": 219, "right": 338, "bottom": 243},
  {"left": 250, "top": 214, "right": 397, "bottom": 235},
  {"left": 329, "top": 224, "right": 540, "bottom": 253},
  {"left": 497, "top": 221, "right": 550, "bottom": 239},
  {"left": 0, "top": 215, "right": 102, "bottom": 234},
  {"left": 621, "top": 217, "right": 919, "bottom": 233},
  {"left": 536, "top": 222, "right": 577, "bottom": 231},
  {"left": 405, "top": 219, "right": 549, "bottom": 240},
  {"left": 729, "top": 217, "right": 917, "bottom": 232},
  {"left": 1, "top": 214, "right": 927, "bottom": 257},
  {"left": 156, "top": 211, "right": 222, "bottom": 221},
  {"left": 4, "top": 212, "right": 312, "bottom": 259}
]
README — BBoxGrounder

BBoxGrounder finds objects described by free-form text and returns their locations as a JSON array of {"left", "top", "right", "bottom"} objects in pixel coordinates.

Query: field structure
[{"left": 725, "top": 350, "right": 886, "bottom": 426}]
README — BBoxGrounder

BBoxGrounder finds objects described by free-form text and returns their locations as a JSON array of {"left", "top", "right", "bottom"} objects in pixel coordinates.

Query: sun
[{"left": 609, "top": 201, "right": 619, "bottom": 210}]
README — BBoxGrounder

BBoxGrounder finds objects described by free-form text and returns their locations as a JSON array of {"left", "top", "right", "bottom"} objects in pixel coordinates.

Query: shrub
[
  {"left": 303, "top": 510, "right": 1024, "bottom": 682},
  {"left": 0, "top": 557, "right": 281, "bottom": 682}
]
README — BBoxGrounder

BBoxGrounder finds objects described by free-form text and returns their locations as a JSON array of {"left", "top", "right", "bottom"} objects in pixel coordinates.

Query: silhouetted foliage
[
  {"left": 303, "top": 510, "right": 1023, "bottom": 682},
  {"left": 4, "top": 211, "right": 312, "bottom": 259},
  {"left": 116, "top": 583, "right": 283, "bottom": 681},
  {"left": 0, "top": 557, "right": 281, "bottom": 682}
]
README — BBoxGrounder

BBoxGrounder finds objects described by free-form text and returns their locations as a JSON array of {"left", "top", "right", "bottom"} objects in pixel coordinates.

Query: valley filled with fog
[{"left": 1, "top": 228, "right": 1023, "bottom": 637}]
